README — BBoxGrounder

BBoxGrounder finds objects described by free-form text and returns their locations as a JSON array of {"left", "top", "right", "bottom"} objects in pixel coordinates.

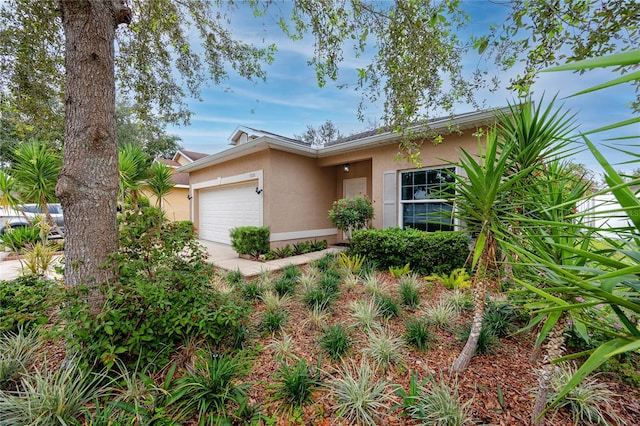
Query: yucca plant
[
  {"left": 9, "top": 141, "right": 63, "bottom": 235},
  {"left": 146, "top": 161, "right": 174, "bottom": 209},
  {"left": 118, "top": 143, "right": 149, "bottom": 210}
]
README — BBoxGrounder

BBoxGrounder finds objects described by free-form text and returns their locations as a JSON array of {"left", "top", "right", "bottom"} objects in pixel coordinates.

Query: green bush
[
  {"left": 229, "top": 226, "right": 270, "bottom": 256},
  {"left": 328, "top": 196, "right": 374, "bottom": 240},
  {"left": 0, "top": 275, "right": 60, "bottom": 333},
  {"left": 64, "top": 207, "right": 251, "bottom": 370},
  {"left": 1, "top": 225, "right": 42, "bottom": 253},
  {"left": 351, "top": 228, "right": 470, "bottom": 275}
]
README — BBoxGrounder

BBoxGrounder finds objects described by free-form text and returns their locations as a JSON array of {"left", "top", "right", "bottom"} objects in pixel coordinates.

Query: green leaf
[{"left": 543, "top": 49, "right": 640, "bottom": 71}]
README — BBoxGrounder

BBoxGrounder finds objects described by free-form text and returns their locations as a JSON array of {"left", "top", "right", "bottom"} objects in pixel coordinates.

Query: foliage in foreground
[{"left": 64, "top": 208, "right": 250, "bottom": 370}]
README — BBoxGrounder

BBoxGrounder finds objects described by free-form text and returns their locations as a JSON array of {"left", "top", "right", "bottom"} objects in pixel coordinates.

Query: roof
[
  {"left": 178, "top": 107, "right": 509, "bottom": 173},
  {"left": 171, "top": 172, "right": 190, "bottom": 186},
  {"left": 156, "top": 158, "right": 181, "bottom": 167},
  {"left": 229, "top": 126, "right": 310, "bottom": 147},
  {"left": 176, "top": 149, "right": 209, "bottom": 162}
]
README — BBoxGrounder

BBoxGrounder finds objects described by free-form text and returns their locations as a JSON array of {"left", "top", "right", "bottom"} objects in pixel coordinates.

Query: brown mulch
[{"left": 237, "top": 269, "right": 639, "bottom": 425}]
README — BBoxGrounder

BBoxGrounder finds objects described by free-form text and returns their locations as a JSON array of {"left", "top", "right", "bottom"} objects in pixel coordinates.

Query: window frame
[{"left": 398, "top": 166, "right": 456, "bottom": 232}]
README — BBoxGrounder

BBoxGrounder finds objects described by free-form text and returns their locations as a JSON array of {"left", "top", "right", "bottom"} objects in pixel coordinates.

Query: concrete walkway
[{"left": 0, "top": 240, "right": 343, "bottom": 281}]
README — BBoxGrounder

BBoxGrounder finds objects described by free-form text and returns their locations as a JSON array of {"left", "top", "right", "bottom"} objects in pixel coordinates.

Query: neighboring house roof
[
  {"left": 154, "top": 149, "right": 209, "bottom": 186},
  {"left": 229, "top": 125, "right": 310, "bottom": 147},
  {"left": 179, "top": 107, "right": 508, "bottom": 174},
  {"left": 175, "top": 149, "right": 209, "bottom": 162}
]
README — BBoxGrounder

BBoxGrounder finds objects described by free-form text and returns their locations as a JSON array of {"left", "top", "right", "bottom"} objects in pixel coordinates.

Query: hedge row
[{"left": 350, "top": 227, "right": 470, "bottom": 275}]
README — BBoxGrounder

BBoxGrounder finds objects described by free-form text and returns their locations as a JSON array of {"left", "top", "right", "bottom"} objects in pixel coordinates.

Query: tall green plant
[
  {"left": 512, "top": 49, "right": 640, "bottom": 421},
  {"left": 147, "top": 161, "right": 174, "bottom": 209},
  {"left": 118, "top": 143, "right": 149, "bottom": 210},
  {"left": 449, "top": 128, "right": 520, "bottom": 372},
  {"left": 9, "top": 141, "right": 62, "bottom": 234}
]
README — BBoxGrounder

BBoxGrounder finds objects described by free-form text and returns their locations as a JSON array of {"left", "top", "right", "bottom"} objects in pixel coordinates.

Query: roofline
[
  {"left": 178, "top": 136, "right": 317, "bottom": 173},
  {"left": 178, "top": 107, "right": 508, "bottom": 173}
]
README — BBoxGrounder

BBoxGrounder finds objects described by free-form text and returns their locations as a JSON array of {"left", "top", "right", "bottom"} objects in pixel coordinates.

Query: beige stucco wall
[
  {"left": 141, "top": 187, "right": 191, "bottom": 222},
  {"left": 318, "top": 131, "right": 481, "bottom": 230}
]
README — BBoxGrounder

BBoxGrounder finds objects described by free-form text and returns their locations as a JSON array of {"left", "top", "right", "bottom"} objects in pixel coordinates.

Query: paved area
[{"left": 0, "top": 240, "right": 344, "bottom": 281}]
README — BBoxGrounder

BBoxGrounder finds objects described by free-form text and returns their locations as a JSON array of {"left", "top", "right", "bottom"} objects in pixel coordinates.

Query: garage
[{"left": 198, "top": 181, "right": 261, "bottom": 244}]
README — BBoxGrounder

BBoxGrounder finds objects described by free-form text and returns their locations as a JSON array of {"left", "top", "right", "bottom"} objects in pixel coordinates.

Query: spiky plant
[
  {"left": 350, "top": 299, "right": 382, "bottom": 332},
  {"left": 548, "top": 363, "right": 622, "bottom": 426},
  {"left": 403, "top": 319, "right": 433, "bottom": 351},
  {"left": 374, "top": 293, "right": 400, "bottom": 319},
  {"left": 0, "top": 358, "right": 109, "bottom": 426},
  {"left": 424, "top": 300, "right": 457, "bottom": 329},
  {"left": 0, "top": 327, "right": 43, "bottom": 390},
  {"left": 326, "top": 359, "right": 392, "bottom": 426},
  {"left": 302, "top": 308, "right": 329, "bottom": 331},
  {"left": 396, "top": 373, "right": 473, "bottom": 426},
  {"left": 319, "top": 324, "right": 352, "bottom": 360},
  {"left": 399, "top": 274, "right": 421, "bottom": 308},
  {"left": 363, "top": 328, "right": 404, "bottom": 371},
  {"left": 266, "top": 332, "right": 296, "bottom": 361},
  {"left": 261, "top": 291, "right": 290, "bottom": 311},
  {"left": 271, "top": 358, "right": 322, "bottom": 408},
  {"left": 362, "top": 270, "right": 382, "bottom": 295},
  {"left": 443, "top": 289, "right": 474, "bottom": 313}
]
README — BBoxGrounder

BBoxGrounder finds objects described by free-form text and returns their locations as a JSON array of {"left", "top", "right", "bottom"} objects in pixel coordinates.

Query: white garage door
[{"left": 198, "top": 181, "right": 261, "bottom": 244}]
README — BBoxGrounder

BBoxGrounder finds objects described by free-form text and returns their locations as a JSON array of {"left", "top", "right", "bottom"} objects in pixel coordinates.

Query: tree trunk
[
  {"left": 531, "top": 316, "right": 566, "bottom": 425},
  {"left": 56, "top": 0, "right": 124, "bottom": 314},
  {"left": 451, "top": 277, "right": 488, "bottom": 373}
]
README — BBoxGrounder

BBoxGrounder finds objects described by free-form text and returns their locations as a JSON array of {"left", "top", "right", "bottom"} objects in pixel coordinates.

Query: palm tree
[
  {"left": 147, "top": 161, "right": 174, "bottom": 209},
  {"left": 118, "top": 143, "right": 149, "bottom": 210},
  {"left": 9, "top": 141, "right": 62, "bottom": 234}
]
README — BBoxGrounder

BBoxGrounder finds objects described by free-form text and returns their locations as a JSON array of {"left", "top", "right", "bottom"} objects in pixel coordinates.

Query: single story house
[
  {"left": 178, "top": 108, "right": 505, "bottom": 247},
  {"left": 143, "top": 149, "right": 209, "bottom": 221}
]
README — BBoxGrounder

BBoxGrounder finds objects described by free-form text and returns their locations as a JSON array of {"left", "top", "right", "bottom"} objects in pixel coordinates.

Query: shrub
[
  {"left": 432, "top": 268, "right": 471, "bottom": 290},
  {"left": 0, "top": 275, "right": 60, "bottom": 333},
  {"left": 389, "top": 263, "right": 411, "bottom": 278},
  {"left": 64, "top": 208, "right": 251, "bottom": 370},
  {"left": 351, "top": 228, "right": 470, "bottom": 275},
  {"left": 328, "top": 196, "right": 374, "bottom": 241},
  {"left": 229, "top": 226, "right": 270, "bottom": 256},
  {"left": 339, "top": 252, "right": 365, "bottom": 274},
  {"left": 350, "top": 299, "right": 382, "bottom": 332},
  {"left": 483, "top": 300, "right": 518, "bottom": 337}
]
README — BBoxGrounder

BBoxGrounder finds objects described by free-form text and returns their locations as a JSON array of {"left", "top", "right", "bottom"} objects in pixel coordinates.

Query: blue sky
[{"left": 166, "top": 1, "right": 638, "bottom": 174}]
